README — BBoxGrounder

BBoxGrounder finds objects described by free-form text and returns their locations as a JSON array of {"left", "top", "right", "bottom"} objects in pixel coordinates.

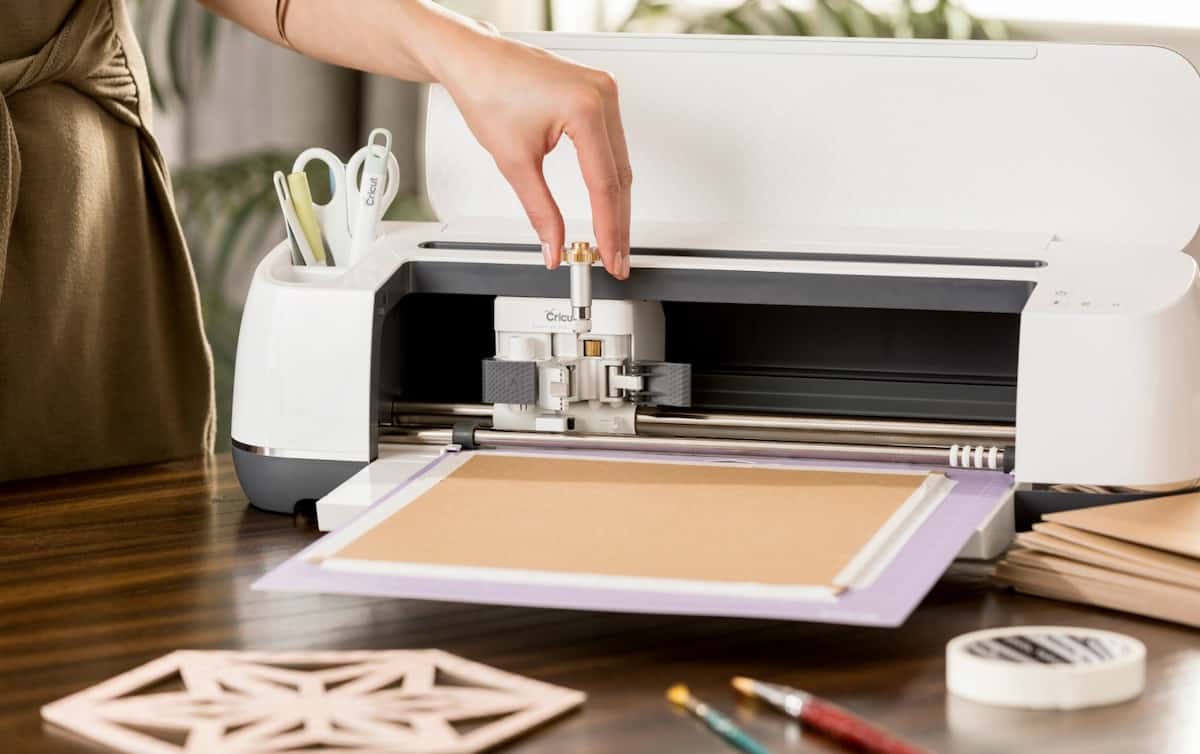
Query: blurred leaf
[
  {"left": 716, "top": 7, "right": 753, "bottom": 35},
  {"left": 173, "top": 151, "right": 294, "bottom": 293},
  {"left": 211, "top": 184, "right": 279, "bottom": 290},
  {"left": 817, "top": 0, "right": 887, "bottom": 37},
  {"left": 166, "top": 0, "right": 191, "bottom": 102},
  {"left": 130, "top": 0, "right": 224, "bottom": 110},
  {"left": 199, "top": 12, "right": 220, "bottom": 59},
  {"left": 621, "top": 0, "right": 1005, "bottom": 40},
  {"left": 779, "top": 6, "right": 811, "bottom": 35}
]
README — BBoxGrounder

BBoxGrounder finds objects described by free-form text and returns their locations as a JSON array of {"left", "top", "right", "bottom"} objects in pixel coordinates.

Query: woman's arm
[{"left": 198, "top": 0, "right": 632, "bottom": 277}]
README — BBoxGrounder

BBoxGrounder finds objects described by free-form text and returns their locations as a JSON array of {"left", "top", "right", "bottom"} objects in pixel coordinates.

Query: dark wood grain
[{"left": 1, "top": 455, "right": 1198, "bottom": 754}]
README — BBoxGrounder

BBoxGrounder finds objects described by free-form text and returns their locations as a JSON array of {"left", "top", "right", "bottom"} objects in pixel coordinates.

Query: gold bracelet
[{"left": 275, "top": 0, "right": 293, "bottom": 47}]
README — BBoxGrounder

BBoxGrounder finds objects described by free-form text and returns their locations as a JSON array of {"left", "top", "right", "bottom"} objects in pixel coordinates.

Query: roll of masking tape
[{"left": 946, "top": 626, "right": 1145, "bottom": 710}]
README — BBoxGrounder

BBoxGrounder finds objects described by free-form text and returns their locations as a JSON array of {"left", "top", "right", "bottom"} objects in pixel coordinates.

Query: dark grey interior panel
[
  {"left": 374, "top": 260, "right": 1024, "bottom": 424},
  {"left": 666, "top": 302, "right": 1018, "bottom": 421},
  {"left": 1014, "top": 489, "right": 1195, "bottom": 531},
  {"left": 386, "top": 260, "right": 1035, "bottom": 314},
  {"left": 420, "top": 240, "right": 1047, "bottom": 269}
]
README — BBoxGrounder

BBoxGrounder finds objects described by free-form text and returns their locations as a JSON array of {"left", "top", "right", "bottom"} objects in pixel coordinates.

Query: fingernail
[
  {"left": 622, "top": 254, "right": 631, "bottom": 278},
  {"left": 540, "top": 241, "right": 553, "bottom": 268}
]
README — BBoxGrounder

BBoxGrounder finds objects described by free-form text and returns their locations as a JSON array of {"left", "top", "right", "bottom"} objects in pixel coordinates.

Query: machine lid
[{"left": 423, "top": 33, "right": 1200, "bottom": 254}]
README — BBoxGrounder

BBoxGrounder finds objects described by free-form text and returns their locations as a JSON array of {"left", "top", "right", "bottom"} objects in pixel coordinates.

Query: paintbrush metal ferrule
[
  {"left": 756, "top": 680, "right": 810, "bottom": 717},
  {"left": 679, "top": 696, "right": 704, "bottom": 717}
]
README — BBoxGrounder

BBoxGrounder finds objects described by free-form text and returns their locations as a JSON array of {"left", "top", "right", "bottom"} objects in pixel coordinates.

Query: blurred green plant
[
  {"left": 171, "top": 150, "right": 292, "bottom": 452},
  {"left": 130, "top": 1, "right": 432, "bottom": 450},
  {"left": 620, "top": 0, "right": 1006, "bottom": 39}
]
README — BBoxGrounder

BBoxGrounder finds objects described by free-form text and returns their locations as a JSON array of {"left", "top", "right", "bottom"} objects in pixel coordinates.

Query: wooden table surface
[{"left": 1, "top": 454, "right": 1198, "bottom": 754}]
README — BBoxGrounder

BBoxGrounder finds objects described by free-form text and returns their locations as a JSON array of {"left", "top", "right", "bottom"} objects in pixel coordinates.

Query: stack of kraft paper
[{"left": 994, "top": 492, "right": 1200, "bottom": 628}]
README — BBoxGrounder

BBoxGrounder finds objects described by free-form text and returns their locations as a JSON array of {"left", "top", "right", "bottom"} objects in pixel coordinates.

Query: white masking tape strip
[{"left": 946, "top": 626, "right": 1145, "bottom": 710}]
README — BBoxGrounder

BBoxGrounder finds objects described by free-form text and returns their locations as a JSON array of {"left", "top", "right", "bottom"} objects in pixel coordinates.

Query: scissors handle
[
  {"left": 291, "top": 147, "right": 347, "bottom": 207},
  {"left": 344, "top": 136, "right": 402, "bottom": 215},
  {"left": 289, "top": 130, "right": 400, "bottom": 268},
  {"left": 292, "top": 148, "right": 353, "bottom": 264}
]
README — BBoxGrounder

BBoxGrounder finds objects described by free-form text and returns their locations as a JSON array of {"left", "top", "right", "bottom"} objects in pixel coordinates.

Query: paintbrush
[
  {"left": 731, "top": 677, "right": 930, "bottom": 754},
  {"left": 666, "top": 683, "right": 773, "bottom": 754}
]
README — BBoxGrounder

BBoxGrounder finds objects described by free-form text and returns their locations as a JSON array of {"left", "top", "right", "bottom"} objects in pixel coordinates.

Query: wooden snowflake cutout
[{"left": 42, "top": 650, "right": 585, "bottom": 754}]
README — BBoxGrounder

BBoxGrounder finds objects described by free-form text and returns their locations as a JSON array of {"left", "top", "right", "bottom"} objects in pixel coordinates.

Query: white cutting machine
[{"left": 231, "top": 33, "right": 1200, "bottom": 548}]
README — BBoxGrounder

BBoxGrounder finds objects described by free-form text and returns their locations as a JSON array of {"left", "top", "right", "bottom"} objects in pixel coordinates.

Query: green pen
[{"left": 667, "top": 684, "right": 774, "bottom": 754}]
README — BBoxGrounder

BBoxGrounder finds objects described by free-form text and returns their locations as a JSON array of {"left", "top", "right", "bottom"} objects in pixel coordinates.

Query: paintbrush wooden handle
[{"left": 800, "top": 698, "right": 930, "bottom": 754}]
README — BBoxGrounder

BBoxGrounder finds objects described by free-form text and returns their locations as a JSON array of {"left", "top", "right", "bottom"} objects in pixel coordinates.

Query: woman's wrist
[{"left": 389, "top": 0, "right": 499, "bottom": 87}]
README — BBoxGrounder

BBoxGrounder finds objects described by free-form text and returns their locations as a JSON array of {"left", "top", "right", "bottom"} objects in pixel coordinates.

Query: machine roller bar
[
  {"left": 384, "top": 401, "right": 1015, "bottom": 446},
  {"left": 636, "top": 408, "right": 1014, "bottom": 442},
  {"left": 380, "top": 426, "right": 1006, "bottom": 469},
  {"left": 384, "top": 402, "right": 494, "bottom": 423}
]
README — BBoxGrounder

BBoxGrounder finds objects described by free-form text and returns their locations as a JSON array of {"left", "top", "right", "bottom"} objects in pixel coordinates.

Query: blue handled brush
[{"left": 667, "top": 683, "right": 773, "bottom": 754}]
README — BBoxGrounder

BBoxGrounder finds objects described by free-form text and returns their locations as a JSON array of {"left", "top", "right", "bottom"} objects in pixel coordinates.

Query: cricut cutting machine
[{"left": 231, "top": 33, "right": 1200, "bottom": 549}]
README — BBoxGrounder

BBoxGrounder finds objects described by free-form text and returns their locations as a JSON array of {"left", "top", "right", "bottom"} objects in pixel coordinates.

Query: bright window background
[{"left": 592, "top": 0, "right": 1200, "bottom": 31}]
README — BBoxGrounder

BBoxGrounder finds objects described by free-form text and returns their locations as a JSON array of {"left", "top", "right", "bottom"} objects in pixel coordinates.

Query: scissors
[{"left": 292, "top": 128, "right": 401, "bottom": 266}]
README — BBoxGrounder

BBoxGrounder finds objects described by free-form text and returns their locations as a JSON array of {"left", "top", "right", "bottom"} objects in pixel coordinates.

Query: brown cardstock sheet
[
  {"left": 331, "top": 454, "right": 929, "bottom": 588},
  {"left": 1045, "top": 491, "right": 1200, "bottom": 559}
]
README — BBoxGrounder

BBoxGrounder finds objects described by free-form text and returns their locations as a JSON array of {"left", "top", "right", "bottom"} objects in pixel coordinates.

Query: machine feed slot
[
  {"left": 373, "top": 261, "right": 1030, "bottom": 424},
  {"left": 665, "top": 302, "right": 1021, "bottom": 422}
]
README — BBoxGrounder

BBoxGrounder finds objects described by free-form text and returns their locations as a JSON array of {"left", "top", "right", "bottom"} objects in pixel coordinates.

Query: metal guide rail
[{"left": 380, "top": 402, "right": 1015, "bottom": 471}]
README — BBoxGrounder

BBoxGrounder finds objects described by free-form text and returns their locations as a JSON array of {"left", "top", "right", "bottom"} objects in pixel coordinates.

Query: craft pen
[{"left": 348, "top": 128, "right": 392, "bottom": 266}]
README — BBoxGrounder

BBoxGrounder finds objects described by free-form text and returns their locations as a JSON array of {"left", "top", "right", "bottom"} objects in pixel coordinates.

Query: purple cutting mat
[{"left": 253, "top": 451, "right": 1013, "bottom": 626}]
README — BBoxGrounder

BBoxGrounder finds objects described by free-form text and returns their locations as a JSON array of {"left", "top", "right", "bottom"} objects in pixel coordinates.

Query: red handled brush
[{"left": 731, "top": 677, "right": 931, "bottom": 754}]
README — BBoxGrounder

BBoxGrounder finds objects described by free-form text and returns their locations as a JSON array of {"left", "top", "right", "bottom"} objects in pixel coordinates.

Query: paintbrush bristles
[
  {"left": 666, "top": 683, "right": 692, "bottom": 706},
  {"left": 731, "top": 676, "right": 756, "bottom": 696}
]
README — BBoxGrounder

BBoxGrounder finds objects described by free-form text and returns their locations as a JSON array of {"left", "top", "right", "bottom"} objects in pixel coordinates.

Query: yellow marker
[{"left": 285, "top": 172, "right": 328, "bottom": 265}]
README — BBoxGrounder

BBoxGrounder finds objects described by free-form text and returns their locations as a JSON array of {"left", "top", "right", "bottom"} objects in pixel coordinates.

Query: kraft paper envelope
[
  {"left": 1045, "top": 492, "right": 1200, "bottom": 559},
  {"left": 995, "top": 549, "right": 1200, "bottom": 628},
  {"left": 1022, "top": 523, "right": 1200, "bottom": 588}
]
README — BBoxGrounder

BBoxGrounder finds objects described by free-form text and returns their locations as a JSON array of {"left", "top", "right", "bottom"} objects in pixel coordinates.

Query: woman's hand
[{"left": 426, "top": 25, "right": 632, "bottom": 279}]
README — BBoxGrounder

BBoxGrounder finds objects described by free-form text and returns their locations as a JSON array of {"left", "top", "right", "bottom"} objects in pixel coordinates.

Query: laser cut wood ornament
[{"left": 42, "top": 650, "right": 585, "bottom": 754}]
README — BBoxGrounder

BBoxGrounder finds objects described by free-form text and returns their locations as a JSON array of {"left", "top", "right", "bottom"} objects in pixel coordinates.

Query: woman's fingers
[
  {"left": 497, "top": 156, "right": 565, "bottom": 269},
  {"left": 563, "top": 76, "right": 630, "bottom": 279},
  {"left": 436, "top": 32, "right": 632, "bottom": 279},
  {"left": 599, "top": 75, "right": 633, "bottom": 277}
]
